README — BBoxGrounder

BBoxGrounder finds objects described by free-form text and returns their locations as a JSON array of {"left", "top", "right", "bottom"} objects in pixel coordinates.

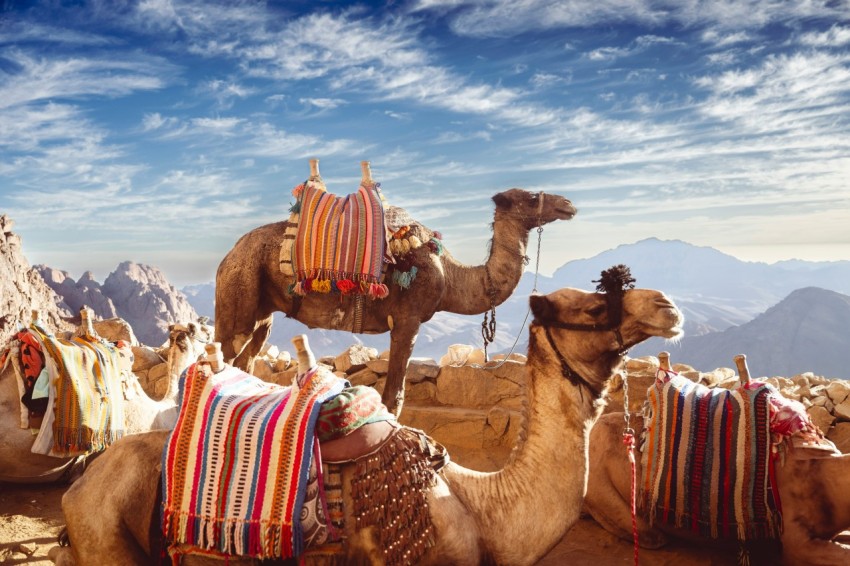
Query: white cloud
[
  {"left": 413, "top": 0, "right": 849, "bottom": 37},
  {"left": 141, "top": 112, "right": 178, "bottom": 132},
  {"left": 0, "top": 49, "right": 171, "bottom": 110},
  {"left": 299, "top": 97, "right": 347, "bottom": 110},
  {"left": 799, "top": 25, "right": 850, "bottom": 47}
]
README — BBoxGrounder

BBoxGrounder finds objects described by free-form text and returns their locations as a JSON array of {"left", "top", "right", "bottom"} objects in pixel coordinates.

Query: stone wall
[{"left": 248, "top": 344, "right": 850, "bottom": 468}]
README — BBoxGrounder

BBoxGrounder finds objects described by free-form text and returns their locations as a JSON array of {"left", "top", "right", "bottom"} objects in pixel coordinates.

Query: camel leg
[
  {"left": 232, "top": 316, "right": 273, "bottom": 374},
  {"left": 382, "top": 322, "right": 419, "bottom": 416},
  {"left": 586, "top": 414, "right": 668, "bottom": 549}
]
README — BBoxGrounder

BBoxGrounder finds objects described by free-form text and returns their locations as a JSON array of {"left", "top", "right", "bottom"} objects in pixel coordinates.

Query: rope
[
  {"left": 622, "top": 373, "right": 640, "bottom": 566},
  {"left": 453, "top": 226, "right": 544, "bottom": 371}
]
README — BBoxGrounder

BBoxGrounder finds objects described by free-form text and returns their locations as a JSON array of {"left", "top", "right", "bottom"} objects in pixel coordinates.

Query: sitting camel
[
  {"left": 584, "top": 355, "right": 850, "bottom": 566},
  {"left": 0, "top": 309, "right": 210, "bottom": 483},
  {"left": 214, "top": 159, "right": 577, "bottom": 415},
  {"left": 50, "top": 266, "right": 683, "bottom": 565}
]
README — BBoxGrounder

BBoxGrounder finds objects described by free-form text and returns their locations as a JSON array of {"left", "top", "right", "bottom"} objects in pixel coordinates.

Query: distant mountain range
[
  {"left": 181, "top": 238, "right": 850, "bottom": 378},
  {"left": 6, "top": 221, "right": 848, "bottom": 379}
]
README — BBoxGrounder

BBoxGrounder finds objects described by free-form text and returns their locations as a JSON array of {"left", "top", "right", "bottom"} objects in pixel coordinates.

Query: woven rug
[
  {"left": 640, "top": 373, "right": 782, "bottom": 540},
  {"left": 292, "top": 181, "right": 389, "bottom": 299},
  {"left": 29, "top": 324, "right": 126, "bottom": 457},
  {"left": 161, "top": 364, "right": 345, "bottom": 560}
]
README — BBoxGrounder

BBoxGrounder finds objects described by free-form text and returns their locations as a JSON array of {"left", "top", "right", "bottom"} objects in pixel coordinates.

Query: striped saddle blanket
[
  {"left": 161, "top": 364, "right": 346, "bottom": 560},
  {"left": 291, "top": 181, "right": 390, "bottom": 299},
  {"left": 28, "top": 324, "right": 126, "bottom": 457},
  {"left": 640, "top": 372, "right": 782, "bottom": 540}
]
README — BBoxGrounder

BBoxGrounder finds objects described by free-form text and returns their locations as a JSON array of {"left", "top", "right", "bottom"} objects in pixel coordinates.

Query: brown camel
[
  {"left": 0, "top": 315, "right": 209, "bottom": 483},
  {"left": 50, "top": 269, "right": 683, "bottom": 565},
  {"left": 214, "top": 174, "right": 576, "bottom": 415},
  {"left": 585, "top": 371, "right": 850, "bottom": 565}
]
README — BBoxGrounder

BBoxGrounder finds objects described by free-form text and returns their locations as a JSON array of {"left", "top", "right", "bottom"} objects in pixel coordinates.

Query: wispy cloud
[
  {"left": 798, "top": 25, "right": 850, "bottom": 48},
  {"left": 413, "top": 0, "right": 849, "bottom": 37}
]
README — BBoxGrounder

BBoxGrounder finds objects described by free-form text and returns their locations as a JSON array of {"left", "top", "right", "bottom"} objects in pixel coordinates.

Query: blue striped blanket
[{"left": 640, "top": 373, "right": 782, "bottom": 540}]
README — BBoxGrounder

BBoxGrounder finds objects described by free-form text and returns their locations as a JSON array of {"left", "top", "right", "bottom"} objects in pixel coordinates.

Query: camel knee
[
  {"left": 48, "top": 546, "right": 75, "bottom": 566},
  {"left": 230, "top": 333, "right": 251, "bottom": 359}
]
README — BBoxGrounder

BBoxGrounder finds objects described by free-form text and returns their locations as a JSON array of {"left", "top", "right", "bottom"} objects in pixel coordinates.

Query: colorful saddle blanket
[
  {"left": 640, "top": 372, "right": 782, "bottom": 540},
  {"left": 291, "top": 181, "right": 390, "bottom": 299},
  {"left": 29, "top": 324, "right": 126, "bottom": 457},
  {"left": 161, "top": 364, "right": 346, "bottom": 560}
]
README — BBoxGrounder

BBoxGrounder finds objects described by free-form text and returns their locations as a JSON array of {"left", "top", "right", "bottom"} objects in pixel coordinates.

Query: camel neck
[
  {"left": 437, "top": 213, "right": 530, "bottom": 315},
  {"left": 443, "top": 327, "right": 603, "bottom": 563}
]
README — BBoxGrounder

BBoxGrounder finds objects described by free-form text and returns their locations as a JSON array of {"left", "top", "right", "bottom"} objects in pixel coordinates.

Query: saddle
[
  {"left": 162, "top": 364, "right": 446, "bottom": 565},
  {"left": 279, "top": 180, "right": 439, "bottom": 301}
]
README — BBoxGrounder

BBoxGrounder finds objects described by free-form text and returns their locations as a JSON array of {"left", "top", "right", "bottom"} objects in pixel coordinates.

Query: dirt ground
[{"left": 1, "top": 480, "right": 742, "bottom": 566}]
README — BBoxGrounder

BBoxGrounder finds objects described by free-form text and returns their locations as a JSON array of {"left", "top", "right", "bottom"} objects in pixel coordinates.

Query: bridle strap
[
  {"left": 538, "top": 315, "right": 630, "bottom": 400},
  {"left": 543, "top": 325, "right": 601, "bottom": 401}
]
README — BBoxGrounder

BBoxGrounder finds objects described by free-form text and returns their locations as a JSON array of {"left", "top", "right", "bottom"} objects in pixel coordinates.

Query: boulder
[
  {"left": 826, "top": 381, "right": 850, "bottom": 405},
  {"left": 94, "top": 317, "right": 139, "bottom": 346},
  {"left": 807, "top": 405, "right": 836, "bottom": 433},
  {"left": 834, "top": 398, "right": 850, "bottom": 422},
  {"left": 365, "top": 358, "right": 389, "bottom": 375},
  {"left": 827, "top": 422, "right": 850, "bottom": 454},
  {"left": 348, "top": 368, "right": 380, "bottom": 387},
  {"left": 334, "top": 345, "right": 374, "bottom": 374},
  {"left": 131, "top": 346, "right": 165, "bottom": 373},
  {"left": 406, "top": 358, "right": 440, "bottom": 384}
]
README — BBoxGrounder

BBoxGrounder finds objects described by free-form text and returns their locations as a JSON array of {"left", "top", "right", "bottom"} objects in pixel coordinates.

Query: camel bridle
[{"left": 535, "top": 265, "right": 636, "bottom": 401}]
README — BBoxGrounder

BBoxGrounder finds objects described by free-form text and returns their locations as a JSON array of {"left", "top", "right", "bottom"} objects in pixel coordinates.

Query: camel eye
[{"left": 588, "top": 305, "right": 606, "bottom": 317}]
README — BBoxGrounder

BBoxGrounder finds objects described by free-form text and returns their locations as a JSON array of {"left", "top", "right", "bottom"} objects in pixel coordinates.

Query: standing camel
[
  {"left": 0, "top": 313, "right": 209, "bottom": 483},
  {"left": 51, "top": 267, "right": 684, "bottom": 565},
  {"left": 215, "top": 162, "right": 576, "bottom": 415}
]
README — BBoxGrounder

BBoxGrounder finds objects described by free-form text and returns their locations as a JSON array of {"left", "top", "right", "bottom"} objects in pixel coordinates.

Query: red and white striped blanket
[{"left": 161, "top": 364, "right": 345, "bottom": 559}]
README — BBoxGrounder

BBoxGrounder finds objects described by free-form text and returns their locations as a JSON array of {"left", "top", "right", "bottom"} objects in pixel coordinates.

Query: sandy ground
[{"left": 1, "top": 480, "right": 743, "bottom": 566}]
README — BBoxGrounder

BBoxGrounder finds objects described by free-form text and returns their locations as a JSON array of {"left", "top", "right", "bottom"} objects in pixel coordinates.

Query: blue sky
[{"left": 1, "top": 0, "right": 849, "bottom": 287}]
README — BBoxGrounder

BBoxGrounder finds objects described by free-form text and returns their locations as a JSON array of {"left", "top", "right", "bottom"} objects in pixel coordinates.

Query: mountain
[
  {"left": 37, "top": 261, "right": 199, "bottom": 346},
  {"left": 180, "top": 238, "right": 850, "bottom": 369},
  {"left": 0, "top": 215, "right": 72, "bottom": 344},
  {"left": 660, "top": 287, "right": 850, "bottom": 379}
]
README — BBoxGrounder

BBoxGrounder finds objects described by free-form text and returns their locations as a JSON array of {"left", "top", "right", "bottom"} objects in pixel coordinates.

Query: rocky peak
[
  {"left": 101, "top": 261, "right": 199, "bottom": 346},
  {"left": 0, "top": 215, "right": 72, "bottom": 344}
]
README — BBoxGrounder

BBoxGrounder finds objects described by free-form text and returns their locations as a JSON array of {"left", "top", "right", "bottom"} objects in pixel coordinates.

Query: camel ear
[
  {"left": 492, "top": 191, "right": 511, "bottom": 209},
  {"left": 188, "top": 322, "right": 197, "bottom": 337},
  {"left": 167, "top": 324, "right": 175, "bottom": 332},
  {"left": 530, "top": 294, "right": 555, "bottom": 324}
]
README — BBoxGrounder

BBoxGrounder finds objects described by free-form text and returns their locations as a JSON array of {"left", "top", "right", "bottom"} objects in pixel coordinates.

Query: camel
[
  {"left": 214, "top": 160, "right": 577, "bottom": 415},
  {"left": 50, "top": 266, "right": 683, "bottom": 565},
  {"left": 584, "top": 355, "right": 850, "bottom": 566},
  {"left": 0, "top": 311, "right": 210, "bottom": 483}
]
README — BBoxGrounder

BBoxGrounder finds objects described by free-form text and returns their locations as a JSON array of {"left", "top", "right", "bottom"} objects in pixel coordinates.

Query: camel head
[
  {"left": 529, "top": 264, "right": 683, "bottom": 394},
  {"left": 492, "top": 188, "right": 576, "bottom": 230}
]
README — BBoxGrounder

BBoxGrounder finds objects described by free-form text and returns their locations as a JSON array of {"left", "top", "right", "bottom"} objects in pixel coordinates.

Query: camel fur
[
  {"left": 0, "top": 320, "right": 209, "bottom": 483},
  {"left": 50, "top": 280, "right": 683, "bottom": 565},
  {"left": 214, "top": 187, "right": 576, "bottom": 415},
  {"left": 585, "top": 411, "right": 850, "bottom": 565}
]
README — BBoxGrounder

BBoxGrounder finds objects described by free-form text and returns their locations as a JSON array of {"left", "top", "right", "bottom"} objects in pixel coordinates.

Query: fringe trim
[
  {"left": 52, "top": 427, "right": 124, "bottom": 456},
  {"left": 291, "top": 271, "right": 390, "bottom": 300},
  {"left": 391, "top": 266, "right": 418, "bottom": 289},
  {"left": 349, "top": 427, "right": 438, "bottom": 566}
]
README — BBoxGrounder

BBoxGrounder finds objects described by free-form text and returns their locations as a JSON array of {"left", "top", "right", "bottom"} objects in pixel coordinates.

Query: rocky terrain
[
  {"left": 36, "top": 261, "right": 199, "bottom": 347},
  {"left": 0, "top": 215, "right": 72, "bottom": 346}
]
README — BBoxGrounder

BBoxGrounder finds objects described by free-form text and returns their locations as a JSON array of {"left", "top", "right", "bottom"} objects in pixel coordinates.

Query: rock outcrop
[
  {"left": 0, "top": 215, "right": 72, "bottom": 345},
  {"left": 37, "top": 261, "right": 199, "bottom": 346}
]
